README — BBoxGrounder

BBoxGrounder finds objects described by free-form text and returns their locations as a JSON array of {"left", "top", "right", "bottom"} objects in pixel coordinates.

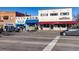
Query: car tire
[{"left": 63, "top": 32, "right": 66, "bottom": 36}]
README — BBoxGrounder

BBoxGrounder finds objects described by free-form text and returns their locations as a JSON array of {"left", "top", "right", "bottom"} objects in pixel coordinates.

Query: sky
[{"left": 0, "top": 7, "right": 79, "bottom": 17}]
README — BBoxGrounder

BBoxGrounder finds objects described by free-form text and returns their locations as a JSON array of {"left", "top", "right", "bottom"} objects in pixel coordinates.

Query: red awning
[{"left": 38, "top": 21, "right": 79, "bottom": 25}]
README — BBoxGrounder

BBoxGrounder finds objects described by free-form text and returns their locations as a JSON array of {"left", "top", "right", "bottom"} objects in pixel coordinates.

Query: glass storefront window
[{"left": 43, "top": 24, "right": 49, "bottom": 28}]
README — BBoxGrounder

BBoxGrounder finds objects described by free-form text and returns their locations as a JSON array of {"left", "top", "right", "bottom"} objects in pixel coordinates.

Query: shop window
[
  {"left": 3, "top": 16, "right": 9, "bottom": 20},
  {"left": 40, "top": 13, "right": 48, "bottom": 16},
  {"left": 51, "top": 25, "right": 53, "bottom": 29},
  {"left": 43, "top": 24, "right": 49, "bottom": 28},
  {"left": 50, "top": 13, "right": 58, "bottom": 16},
  {"left": 36, "top": 17, "right": 38, "bottom": 19},
  {"left": 60, "top": 24, "right": 66, "bottom": 28},
  {"left": 60, "top": 12, "right": 69, "bottom": 16},
  {"left": 27, "top": 18, "right": 29, "bottom": 19}
]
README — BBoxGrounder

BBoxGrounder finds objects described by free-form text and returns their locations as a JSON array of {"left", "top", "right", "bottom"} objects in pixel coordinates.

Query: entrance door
[{"left": 51, "top": 25, "right": 53, "bottom": 29}]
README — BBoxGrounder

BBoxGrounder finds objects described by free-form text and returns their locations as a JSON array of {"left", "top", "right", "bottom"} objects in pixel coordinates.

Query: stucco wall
[
  {"left": 0, "top": 12, "right": 16, "bottom": 26},
  {"left": 38, "top": 8, "right": 72, "bottom": 22}
]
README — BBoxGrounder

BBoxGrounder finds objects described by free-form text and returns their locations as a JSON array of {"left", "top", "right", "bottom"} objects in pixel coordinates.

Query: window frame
[
  {"left": 50, "top": 13, "right": 58, "bottom": 16},
  {"left": 40, "top": 13, "right": 48, "bottom": 16},
  {"left": 60, "top": 12, "right": 69, "bottom": 16},
  {"left": 3, "top": 16, "right": 9, "bottom": 20}
]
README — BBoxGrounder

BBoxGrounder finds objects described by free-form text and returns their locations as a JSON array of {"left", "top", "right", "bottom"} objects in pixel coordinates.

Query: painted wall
[
  {"left": 16, "top": 17, "right": 28, "bottom": 24},
  {"left": 0, "top": 12, "right": 16, "bottom": 26},
  {"left": 16, "top": 16, "right": 38, "bottom": 25},
  {"left": 38, "top": 8, "right": 72, "bottom": 22}
]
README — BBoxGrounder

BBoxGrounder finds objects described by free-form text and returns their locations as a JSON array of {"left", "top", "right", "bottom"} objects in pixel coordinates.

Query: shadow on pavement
[{"left": 1, "top": 32, "right": 15, "bottom": 36}]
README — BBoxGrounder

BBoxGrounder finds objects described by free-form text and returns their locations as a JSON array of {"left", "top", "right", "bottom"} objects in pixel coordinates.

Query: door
[
  {"left": 51, "top": 25, "right": 53, "bottom": 29},
  {"left": 66, "top": 29, "right": 79, "bottom": 35}
]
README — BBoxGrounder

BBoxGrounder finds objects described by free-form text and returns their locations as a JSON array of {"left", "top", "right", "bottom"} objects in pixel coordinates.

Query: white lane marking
[
  {"left": 56, "top": 43, "right": 79, "bottom": 47},
  {"left": 60, "top": 38, "right": 79, "bottom": 40},
  {"left": 43, "top": 36, "right": 60, "bottom": 51},
  {"left": 3, "top": 36, "right": 54, "bottom": 40},
  {"left": 0, "top": 40, "right": 48, "bottom": 45}
]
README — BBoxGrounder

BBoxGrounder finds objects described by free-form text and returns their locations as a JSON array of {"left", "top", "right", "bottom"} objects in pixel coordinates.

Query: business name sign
[
  {"left": 16, "top": 19, "right": 26, "bottom": 24},
  {"left": 6, "top": 24, "right": 14, "bottom": 26},
  {"left": 59, "top": 17, "right": 70, "bottom": 20}
]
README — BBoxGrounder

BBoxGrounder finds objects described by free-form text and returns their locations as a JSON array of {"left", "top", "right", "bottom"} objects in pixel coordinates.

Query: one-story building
[
  {"left": 16, "top": 15, "right": 39, "bottom": 31},
  {"left": 0, "top": 11, "right": 30, "bottom": 31}
]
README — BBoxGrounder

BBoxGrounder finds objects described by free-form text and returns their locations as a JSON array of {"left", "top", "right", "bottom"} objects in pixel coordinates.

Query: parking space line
[{"left": 43, "top": 36, "right": 60, "bottom": 51}]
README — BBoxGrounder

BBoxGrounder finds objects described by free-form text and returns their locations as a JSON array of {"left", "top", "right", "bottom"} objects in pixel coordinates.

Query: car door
[
  {"left": 68, "top": 29, "right": 79, "bottom": 35},
  {"left": 74, "top": 29, "right": 79, "bottom": 35},
  {"left": 66, "top": 29, "right": 77, "bottom": 35}
]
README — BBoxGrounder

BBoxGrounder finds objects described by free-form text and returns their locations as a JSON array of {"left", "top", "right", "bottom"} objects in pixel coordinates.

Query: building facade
[
  {"left": 16, "top": 15, "right": 39, "bottom": 31},
  {"left": 0, "top": 11, "right": 30, "bottom": 31},
  {"left": 38, "top": 8, "right": 75, "bottom": 30},
  {"left": 0, "top": 12, "right": 16, "bottom": 28}
]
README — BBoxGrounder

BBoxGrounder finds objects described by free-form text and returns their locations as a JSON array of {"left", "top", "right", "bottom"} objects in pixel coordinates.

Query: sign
[
  {"left": 6, "top": 23, "right": 14, "bottom": 26},
  {"left": 16, "top": 19, "right": 26, "bottom": 24},
  {"left": 59, "top": 17, "right": 70, "bottom": 20}
]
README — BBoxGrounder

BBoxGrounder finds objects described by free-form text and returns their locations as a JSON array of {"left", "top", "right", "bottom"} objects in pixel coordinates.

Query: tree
[{"left": 76, "top": 13, "right": 79, "bottom": 21}]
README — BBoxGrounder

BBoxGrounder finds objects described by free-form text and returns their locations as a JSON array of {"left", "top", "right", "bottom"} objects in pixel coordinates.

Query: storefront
[
  {"left": 25, "top": 19, "right": 39, "bottom": 31},
  {"left": 38, "top": 21, "right": 77, "bottom": 30},
  {"left": 38, "top": 8, "right": 74, "bottom": 30}
]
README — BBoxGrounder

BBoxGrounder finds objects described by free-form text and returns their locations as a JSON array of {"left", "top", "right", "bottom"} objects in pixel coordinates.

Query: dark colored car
[
  {"left": 14, "top": 27, "right": 20, "bottom": 32},
  {"left": 5, "top": 26, "right": 15, "bottom": 32},
  {"left": 0, "top": 28, "right": 3, "bottom": 33},
  {"left": 60, "top": 28, "right": 79, "bottom": 36}
]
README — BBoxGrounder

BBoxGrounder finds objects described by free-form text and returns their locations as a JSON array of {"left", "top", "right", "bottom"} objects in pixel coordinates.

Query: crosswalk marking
[{"left": 43, "top": 36, "right": 60, "bottom": 51}]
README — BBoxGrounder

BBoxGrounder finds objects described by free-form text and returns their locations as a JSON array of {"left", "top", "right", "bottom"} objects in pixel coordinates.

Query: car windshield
[{"left": 68, "top": 28, "right": 79, "bottom": 31}]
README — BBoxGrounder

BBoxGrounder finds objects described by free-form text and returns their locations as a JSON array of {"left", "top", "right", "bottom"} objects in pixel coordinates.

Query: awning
[
  {"left": 38, "top": 21, "right": 79, "bottom": 24},
  {"left": 25, "top": 19, "right": 39, "bottom": 24},
  {"left": 16, "top": 24, "right": 24, "bottom": 27}
]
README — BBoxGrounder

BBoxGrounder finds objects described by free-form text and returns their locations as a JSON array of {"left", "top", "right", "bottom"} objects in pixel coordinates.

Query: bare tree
[{"left": 76, "top": 13, "right": 79, "bottom": 21}]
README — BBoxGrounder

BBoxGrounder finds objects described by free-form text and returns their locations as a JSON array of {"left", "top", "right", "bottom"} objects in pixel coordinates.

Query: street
[{"left": 0, "top": 31, "right": 79, "bottom": 51}]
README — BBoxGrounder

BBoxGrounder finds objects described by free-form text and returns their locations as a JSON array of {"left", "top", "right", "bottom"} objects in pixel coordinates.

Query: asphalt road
[
  {"left": 0, "top": 31, "right": 58, "bottom": 51},
  {"left": 52, "top": 36, "right": 79, "bottom": 51},
  {"left": 0, "top": 31, "right": 79, "bottom": 51}
]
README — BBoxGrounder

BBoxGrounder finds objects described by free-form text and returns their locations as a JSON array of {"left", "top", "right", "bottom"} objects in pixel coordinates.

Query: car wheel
[{"left": 63, "top": 32, "right": 66, "bottom": 36}]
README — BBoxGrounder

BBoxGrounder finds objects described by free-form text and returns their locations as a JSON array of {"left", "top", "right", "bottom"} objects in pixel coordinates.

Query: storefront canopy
[
  {"left": 25, "top": 19, "right": 39, "bottom": 24},
  {"left": 38, "top": 21, "right": 79, "bottom": 25},
  {"left": 16, "top": 24, "right": 24, "bottom": 27}
]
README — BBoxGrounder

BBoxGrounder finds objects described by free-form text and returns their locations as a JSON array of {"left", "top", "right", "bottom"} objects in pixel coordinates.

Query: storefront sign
[
  {"left": 6, "top": 23, "right": 14, "bottom": 26},
  {"left": 59, "top": 17, "right": 70, "bottom": 20},
  {"left": 16, "top": 19, "right": 26, "bottom": 24}
]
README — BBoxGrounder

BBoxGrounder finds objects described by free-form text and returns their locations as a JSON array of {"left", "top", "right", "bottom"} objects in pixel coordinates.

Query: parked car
[
  {"left": 27, "top": 26, "right": 37, "bottom": 32},
  {"left": 60, "top": 28, "right": 79, "bottom": 36},
  {"left": 14, "top": 27, "right": 20, "bottom": 32},
  {"left": 5, "top": 26, "right": 15, "bottom": 32},
  {"left": 0, "top": 28, "right": 3, "bottom": 33}
]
